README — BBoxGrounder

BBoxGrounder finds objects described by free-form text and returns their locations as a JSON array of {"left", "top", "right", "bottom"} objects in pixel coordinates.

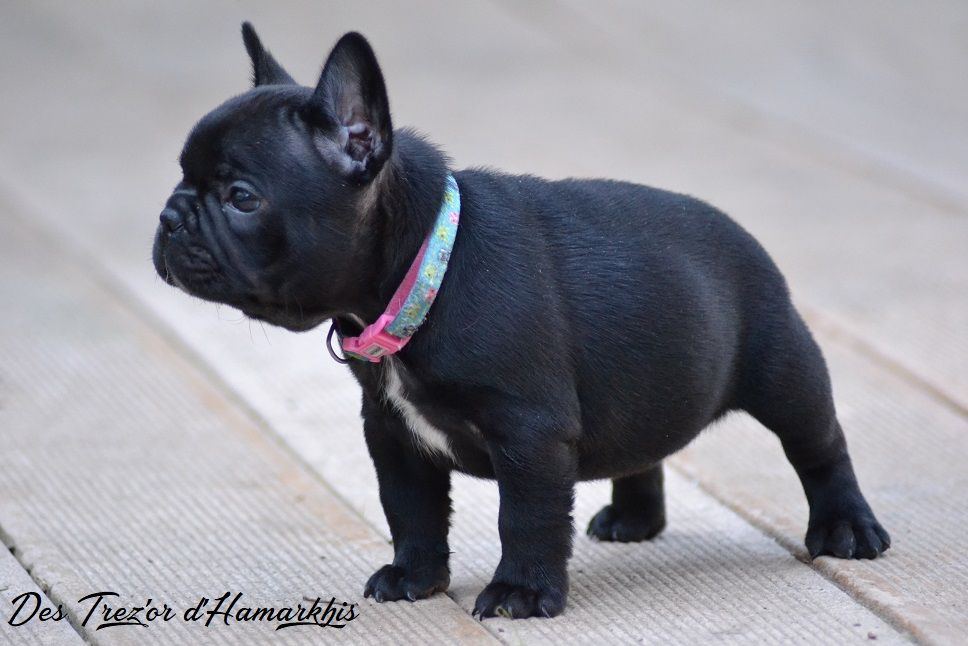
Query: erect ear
[
  {"left": 241, "top": 22, "right": 296, "bottom": 87},
  {"left": 306, "top": 32, "right": 392, "bottom": 181}
]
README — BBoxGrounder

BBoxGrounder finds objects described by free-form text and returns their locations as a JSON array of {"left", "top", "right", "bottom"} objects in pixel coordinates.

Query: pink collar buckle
[{"left": 341, "top": 313, "right": 408, "bottom": 362}]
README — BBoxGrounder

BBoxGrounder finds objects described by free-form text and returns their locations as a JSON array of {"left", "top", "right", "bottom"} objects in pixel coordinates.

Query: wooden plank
[
  {"left": 85, "top": 271, "right": 909, "bottom": 644},
  {"left": 0, "top": 549, "right": 85, "bottom": 646},
  {"left": 0, "top": 1, "right": 964, "bottom": 642},
  {"left": 672, "top": 336, "right": 968, "bottom": 644},
  {"left": 511, "top": 0, "right": 968, "bottom": 209},
  {"left": 1, "top": 0, "right": 963, "bottom": 409},
  {"left": 0, "top": 217, "right": 497, "bottom": 645}
]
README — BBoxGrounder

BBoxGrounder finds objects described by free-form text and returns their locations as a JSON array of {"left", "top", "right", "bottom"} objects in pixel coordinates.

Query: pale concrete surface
[{"left": 0, "top": 1, "right": 966, "bottom": 644}]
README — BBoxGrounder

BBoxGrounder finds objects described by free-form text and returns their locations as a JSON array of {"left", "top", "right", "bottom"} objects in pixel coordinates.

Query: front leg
[
  {"left": 474, "top": 413, "right": 578, "bottom": 619},
  {"left": 361, "top": 396, "right": 452, "bottom": 602}
]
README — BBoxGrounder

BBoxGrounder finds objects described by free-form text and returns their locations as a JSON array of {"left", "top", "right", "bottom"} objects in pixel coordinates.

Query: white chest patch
[{"left": 383, "top": 362, "right": 455, "bottom": 461}]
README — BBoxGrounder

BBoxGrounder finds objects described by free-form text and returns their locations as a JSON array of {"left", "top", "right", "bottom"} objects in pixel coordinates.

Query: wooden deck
[{"left": 1, "top": 2, "right": 965, "bottom": 643}]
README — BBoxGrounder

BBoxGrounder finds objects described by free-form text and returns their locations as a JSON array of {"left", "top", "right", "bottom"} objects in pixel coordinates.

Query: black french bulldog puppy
[{"left": 153, "top": 24, "right": 890, "bottom": 619}]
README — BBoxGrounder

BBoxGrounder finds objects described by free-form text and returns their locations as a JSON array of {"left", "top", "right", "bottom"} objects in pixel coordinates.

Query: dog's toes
[
  {"left": 805, "top": 524, "right": 827, "bottom": 559},
  {"left": 828, "top": 521, "right": 857, "bottom": 558},
  {"left": 806, "top": 514, "right": 890, "bottom": 560},
  {"left": 586, "top": 504, "right": 666, "bottom": 543},
  {"left": 473, "top": 581, "right": 565, "bottom": 619},
  {"left": 855, "top": 526, "right": 884, "bottom": 560},
  {"left": 363, "top": 564, "right": 449, "bottom": 603}
]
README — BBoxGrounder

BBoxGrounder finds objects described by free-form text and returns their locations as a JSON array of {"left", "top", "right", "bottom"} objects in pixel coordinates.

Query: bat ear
[
  {"left": 241, "top": 22, "right": 296, "bottom": 87},
  {"left": 306, "top": 32, "right": 392, "bottom": 182}
]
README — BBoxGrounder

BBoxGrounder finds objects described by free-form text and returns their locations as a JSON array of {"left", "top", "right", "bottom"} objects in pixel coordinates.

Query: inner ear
[
  {"left": 241, "top": 22, "right": 296, "bottom": 87},
  {"left": 308, "top": 32, "right": 392, "bottom": 181}
]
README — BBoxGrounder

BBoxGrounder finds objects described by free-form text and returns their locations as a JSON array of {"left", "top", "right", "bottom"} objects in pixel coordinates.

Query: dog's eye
[{"left": 228, "top": 186, "right": 261, "bottom": 213}]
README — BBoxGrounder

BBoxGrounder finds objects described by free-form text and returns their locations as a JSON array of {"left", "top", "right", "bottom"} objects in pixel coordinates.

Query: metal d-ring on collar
[{"left": 326, "top": 320, "right": 350, "bottom": 365}]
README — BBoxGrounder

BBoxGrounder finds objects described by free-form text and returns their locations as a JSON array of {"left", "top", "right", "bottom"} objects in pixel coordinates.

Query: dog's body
[
  {"left": 153, "top": 25, "right": 889, "bottom": 619},
  {"left": 349, "top": 148, "right": 799, "bottom": 482}
]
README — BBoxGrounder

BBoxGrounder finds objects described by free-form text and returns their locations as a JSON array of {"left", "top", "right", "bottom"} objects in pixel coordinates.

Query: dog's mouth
[
  {"left": 158, "top": 244, "right": 220, "bottom": 297},
  {"left": 153, "top": 224, "right": 328, "bottom": 333},
  {"left": 154, "top": 221, "right": 236, "bottom": 295},
  {"left": 167, "top": 263, "right": 325, "bottom": 332},
  {"left": 153, "top": 226, "right": 176, "bottom": 285}
]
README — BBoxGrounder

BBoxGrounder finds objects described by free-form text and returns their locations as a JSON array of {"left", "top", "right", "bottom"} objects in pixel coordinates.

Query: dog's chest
[{"left": 382, "top": 362, "right": 458, "bottom": 461}]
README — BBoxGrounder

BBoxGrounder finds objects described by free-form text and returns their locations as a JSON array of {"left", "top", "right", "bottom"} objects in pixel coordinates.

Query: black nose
[
  {"left": 159, "top": 183, "right": 198, "bottom": 233},
  {"left": 159, "top": 208, "right": 184, "bottom": 233}
]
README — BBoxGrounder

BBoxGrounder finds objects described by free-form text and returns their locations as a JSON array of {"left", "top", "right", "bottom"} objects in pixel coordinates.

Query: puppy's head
[{"left": 152, "top": 24, "right": 392, "bottom": 331}]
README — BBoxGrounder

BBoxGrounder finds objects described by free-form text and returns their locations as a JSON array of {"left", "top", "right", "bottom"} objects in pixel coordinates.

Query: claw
[
  {"left": 473, "top": 581, "right": 566, "bottom": 619},
  {"left": 805, "top": 514, "right": 890, "bottom": 561}
]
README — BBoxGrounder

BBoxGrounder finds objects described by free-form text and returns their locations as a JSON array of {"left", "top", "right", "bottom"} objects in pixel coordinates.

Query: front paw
[
  {"left": 806, "top": 509, "right": 891, "bottom": 560},
  {"left": 587, "top": 504, "right": 666, "bottom": 542},
  {"left": 472, "top": 581, "right": 566, "bottom": 619},
  {"left": 363, "top": 564, "right": 449, "bottom": 602}
]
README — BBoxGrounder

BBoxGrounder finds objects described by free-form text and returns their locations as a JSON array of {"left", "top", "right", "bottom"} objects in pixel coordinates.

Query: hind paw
[
  {"left": 806, "top": 512, "right": 891, "bottom": 560},
  {"left": 587, "top": 504, "right": 666, "bottom": 543}
]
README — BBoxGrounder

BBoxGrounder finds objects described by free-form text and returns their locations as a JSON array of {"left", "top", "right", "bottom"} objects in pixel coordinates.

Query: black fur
[{"left": 152, "top": 25, "right": 890, "bottom": 619}]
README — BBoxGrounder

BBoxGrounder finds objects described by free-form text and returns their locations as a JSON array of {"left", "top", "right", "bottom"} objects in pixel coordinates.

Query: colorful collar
[{"left": 333, "top": 174, "right": 460, "bottom": 363}]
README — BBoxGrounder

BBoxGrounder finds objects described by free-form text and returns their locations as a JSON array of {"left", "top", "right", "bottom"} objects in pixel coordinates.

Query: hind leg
[
  {"left": 796, "top": 430, "right": 891, "bottom": 559},
  {"left": 744, "top": 314, "right": 890, "bottom": 559},
  {"left": 587, "top": 463, "right": 667, "bottom": 542}
]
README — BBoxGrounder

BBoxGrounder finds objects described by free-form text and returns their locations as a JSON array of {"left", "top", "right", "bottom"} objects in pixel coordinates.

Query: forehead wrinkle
[{"left": 180, "top": 86, "right": 309, "bottom": 182}]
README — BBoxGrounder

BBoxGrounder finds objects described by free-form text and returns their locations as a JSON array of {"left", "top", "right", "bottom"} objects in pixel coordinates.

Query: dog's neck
[{"left": 343, "top": 130, "right": 451, "bottom": 329}]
